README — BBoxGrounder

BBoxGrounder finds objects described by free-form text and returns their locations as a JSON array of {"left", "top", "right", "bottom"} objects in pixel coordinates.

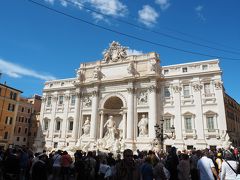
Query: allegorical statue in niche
[
  {"left": 82, "top": 117, "right": 90, "bottom": 136},
  {"left": 138, "top": 114, "right": 148, "bottom": 137},
  {"left": 104, "top": 116, "right": 116, "bottom": 140}
]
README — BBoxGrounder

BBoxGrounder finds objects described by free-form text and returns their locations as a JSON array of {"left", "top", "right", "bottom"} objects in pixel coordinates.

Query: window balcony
[
  {"left": 203, "top": 93, "right": 216, "bottom": 104},
  {"left": 182, "top": 129, "right": 197, "bottom": 139},
  {"left": 204, "top": 129, "right": 220, "bottom": 139},
  {"left": 181, "top": 95, "right": 194, "bottom": 105}
]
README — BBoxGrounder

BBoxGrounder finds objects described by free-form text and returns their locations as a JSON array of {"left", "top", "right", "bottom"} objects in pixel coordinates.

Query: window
[
  {"left": 13, "top": 93, "right": 17, "bottom": 100},
  {"left": 58, "top": 96, "right": 63, "bottom": 105},
  {"left": 47, "top": 97, "right": 52, "bottom": 106},
  {"left": 16, "top": 137, "right": 20, "bottom": 141},
  {"left": 5, "top": 117, "right": 13, "bottom": 125},
  {"left": 18, "top": 127, "right": 21, "bottom": 133},
  {"left": 23, "top": 138, "right": 26, "bottom": 142},
  {"left": 164, "top": 69, "right": 169, "bottom": 75},
  {"left": 28, "top": 109, "right": 30, "bottom": 113},
  {"left": 207, "top": 116, "right": 214, "bottom": 130},
  {"left": 9, "top": 117, "right": 12, "bottom": 124},
  {"left": 25, "top": 118, "right": 28, "bottom": 123},
  {"left": 204, "top": 83, "right": 211, "bottom": 95},
  {"left": 202, "top": 65, "right": 208, "bottom": 70},
  {"left": 182, "top": 67, "right": 187, "bottom": 72},
  {"left": 183, "top": 85, "right": 190, "bottom": 97},
  {"left": 8, "top": 104, "right": 15, "bottom": 112},
  {"left": 5, "top": 117, "right": 8, "bottom": 124},
  {"left": 187, "top": 145, "right": 194, "bottom": 150},
  {"left": 185, "top": 117, "right": 192, "bottom": 130},
  {"left": 44, "top": 120, "right": 49, "bottom": 131},
  {"left": 4, "top": 132, "right": 8, "bottom": 139},
  {"left": 69, "top": 121, "right": 73, "bottom": 131},
  {"left": 21, "top": 107, "right": 24, "bottom": 112},
  {"left": 10, "top": 91, "right": 13, "bottom": 99},
  {"left": 56, "top": 121, "right": 61, "bottom": 131},
  {"left": 164, "top": 87, "right": 170, "bottom": 98},
  {"left": 54, "top": 142, "right": 58, "bottom": 148},
  {"left": 25, "top": 128, "right": 28, "bottom": 134},
  {"left": 71, "top": 95, "right": 76, "bottom": 105},
  {"left": 165, "top": 118, "right": 171, "bottom": 130}
]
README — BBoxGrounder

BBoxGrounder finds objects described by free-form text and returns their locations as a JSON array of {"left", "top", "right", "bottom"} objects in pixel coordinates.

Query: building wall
[
  {"left": 224, "top": 93, "right": 240, "bottom": 147},
  {"left": 36, "top": 51, "right": 234, "bottom": 151},
  {"left": 0, "top": 83, "right": 22, "bottom": 149},
  {"left": 27, "top": 95, "right": 42, "bottom": 150},
  {"left": 13, "top": 95, "right": 42, "bottom": 149}
]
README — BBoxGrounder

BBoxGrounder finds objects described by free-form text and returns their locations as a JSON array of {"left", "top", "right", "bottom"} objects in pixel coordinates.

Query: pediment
[
  {"left": 163, "top": 112, "right": 174, "bottom": 117},
  {"left": 182, "top": 111, "right": 195, "bottom": 116},
  {"left": 204, "top": 110, "right": 217, "bottom": 115}
]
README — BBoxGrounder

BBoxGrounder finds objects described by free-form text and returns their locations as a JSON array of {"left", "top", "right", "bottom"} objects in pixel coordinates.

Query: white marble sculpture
[
  {"left": 103, "top": 116, "right": 117, "bottom": 149},
  {"left": 82, "top": 117, "right": 91, "bottom": 136},
  {"left": 138, "top": 114, "right": 148, "bottom": 137}
]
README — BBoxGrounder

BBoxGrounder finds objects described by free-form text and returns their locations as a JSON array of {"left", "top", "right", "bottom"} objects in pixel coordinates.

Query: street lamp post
[{"left": 154, "top": 119, "right": 175, "bottom": 151}]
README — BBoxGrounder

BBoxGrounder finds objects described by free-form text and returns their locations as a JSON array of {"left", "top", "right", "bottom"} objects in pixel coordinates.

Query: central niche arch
[
  {"left": 100, "top": 92, "right": 127, "bottom": 109},
  {"left": 104, "top": 96, "right": 123, "bottom": 109}
]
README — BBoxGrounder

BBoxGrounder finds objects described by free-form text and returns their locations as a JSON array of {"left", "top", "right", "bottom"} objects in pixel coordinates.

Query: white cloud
[
  {"left": 155, "top": 0, "right": 170, "bottom": 10},
  {"left": 89, "top": 0, "right": 127, "bottom": 17},
  {"left": 45, "top": 0, "right": 55, "bottom": 5},
  {"left": 51, "top": 0, "right": 128, "bottom": 20},
  {"left": 127, "top": 49, "right": 143, "bottom": 55},
  {"left": 195, "top": 5, "right": 206, "bottom": 21},
  {"left": 195, "top": 5, "right": 203, "bottom": 12},
  {"left": 0, "top": 59, "right": 56, "bottom": 81},
  {"left": 138, "top": 5, "right": 159, "bottom": 27},
  {"left": 60, "top": 0, "right": 68, "bottom": 7}
]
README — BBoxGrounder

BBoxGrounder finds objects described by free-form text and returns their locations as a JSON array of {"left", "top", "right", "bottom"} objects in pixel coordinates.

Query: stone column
[
  {"left": 122, "top": 112, "right": 127, "bottom": 139},
  {"left": 214, "top": 80, "right": 227, "bottom": 135},
  {"left": 73, "top": 90, "right": 81, "bottom": 141},
  {"left": 49, "top": 93, "right": 58, "bottom": 144},
  {"left": 172, "top": 85, "right": 183, "bottom": 141},
  {"left": 192, "top": 83, "right": 205, "bottom": 140},
  {"left": 148, "top": 85, "right": 157, "bottom": 138},
  {"left": 99, "top": 111, "right": 104, "bottom": 139},
  {"left": 61, "top": 93, "right": 70, "bottom": 142},
  {"left": 127, "top": 88, "right": 134, "bottom": 140},
  {"left": 90, "top": 90, "right": 99, "bottom": 139}
]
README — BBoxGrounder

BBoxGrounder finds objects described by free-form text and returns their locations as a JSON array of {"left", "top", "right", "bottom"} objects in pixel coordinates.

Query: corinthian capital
[
  {"left": 148, "top": 85, "right": 157, "bottom": 93},
  {"left": 172, "top": 85, "right": 182, "bottom": 93},
  {"left": 92, "top": 90, "right": 99, "bottom": 97},
  {"left": 127, "top": 88, "right": 134, "bottom": 94},
  {"left": 192, "top": 83, "right": 202, "bottom": 92},
  {"left": 214, "top": 80, "right": 222, "bottom": 90}
]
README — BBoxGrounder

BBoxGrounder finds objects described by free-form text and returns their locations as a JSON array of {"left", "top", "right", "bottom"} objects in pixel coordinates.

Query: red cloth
[{"left": 61, "top": 154, "right": 72, "bottom": 167}]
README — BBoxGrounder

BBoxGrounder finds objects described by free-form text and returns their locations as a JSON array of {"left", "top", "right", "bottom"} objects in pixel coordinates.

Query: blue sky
[{"left": 0, "top": 0, "right": 239, "bottom": 102}]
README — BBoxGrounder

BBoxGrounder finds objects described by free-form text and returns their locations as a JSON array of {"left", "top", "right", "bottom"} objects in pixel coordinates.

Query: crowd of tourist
[{"left": 0, "top": 146, "right": 240, "bottom": 180}]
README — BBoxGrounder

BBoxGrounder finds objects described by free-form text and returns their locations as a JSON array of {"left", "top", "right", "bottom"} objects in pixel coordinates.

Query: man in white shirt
[
  {"left": 197, "top": 149, "right": 219, "bottom": 180},
  {"left": 220, "top": 151, "right": 238, "bottom": 180}
]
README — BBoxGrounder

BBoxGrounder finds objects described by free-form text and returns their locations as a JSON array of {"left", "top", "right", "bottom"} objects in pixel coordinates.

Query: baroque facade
[{"left": 36, "top": 42, "right": 234, "bottom": 152}]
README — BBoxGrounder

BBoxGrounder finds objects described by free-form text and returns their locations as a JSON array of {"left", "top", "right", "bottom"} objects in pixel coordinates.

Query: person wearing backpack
[
  {"left": 220, "top": 151, "right": 239, "bottom": 180},
  {"left": 51, "top": 150, "right": 62, "bottom": 180}
]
